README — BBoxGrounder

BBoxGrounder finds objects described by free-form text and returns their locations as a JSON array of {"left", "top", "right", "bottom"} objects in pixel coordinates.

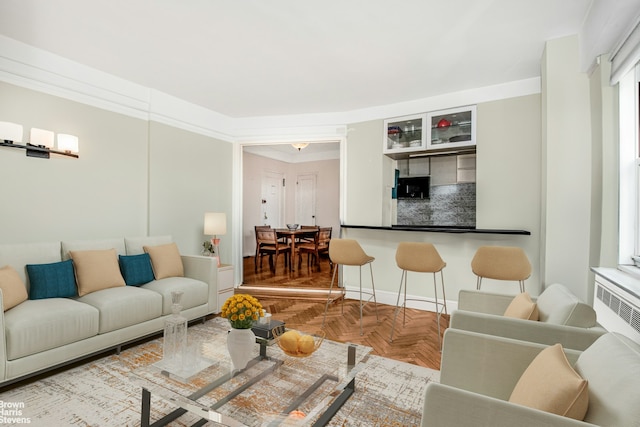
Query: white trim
[{"left": 1, "top": 34, "right": 540, "bottom": 142}]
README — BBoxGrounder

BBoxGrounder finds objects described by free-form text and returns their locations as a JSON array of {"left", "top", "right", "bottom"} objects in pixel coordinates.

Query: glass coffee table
[{"left": 130, "top": 319, "right": 372, "bottom": 427}]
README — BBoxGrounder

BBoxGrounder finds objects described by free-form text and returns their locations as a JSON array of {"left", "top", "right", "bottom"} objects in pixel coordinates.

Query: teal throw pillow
[
  {"left": 119, "top": 253, "right": 154, "bottom": 286},
  {"left": 27, "top": 259, "right": 77, "bottom": 299}
]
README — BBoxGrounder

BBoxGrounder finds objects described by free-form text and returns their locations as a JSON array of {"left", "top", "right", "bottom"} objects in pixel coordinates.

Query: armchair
[
  {"left": 421, "top": 329, "right": 640, "bottom": 427},
  {"left": 450, "top": 284, "right": 606, "bottom": 350}
]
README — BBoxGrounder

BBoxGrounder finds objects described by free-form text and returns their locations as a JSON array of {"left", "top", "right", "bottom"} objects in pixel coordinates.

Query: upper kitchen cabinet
[
  {"left": 383, "top": 113, "right": 427, "bottom": 158},
  {"left": 427, "top": 105, "right": 476, "bottom": 151}
]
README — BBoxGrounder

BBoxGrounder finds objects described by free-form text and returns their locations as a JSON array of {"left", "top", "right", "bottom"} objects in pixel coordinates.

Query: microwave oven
[{"left": 397, "top": 176, "right": 430, "bottom": 199}]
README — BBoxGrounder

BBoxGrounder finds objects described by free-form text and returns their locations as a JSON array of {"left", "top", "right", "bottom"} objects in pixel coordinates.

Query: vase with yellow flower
[{"left": 220, "top": 294, "right": 263, "bottom": 371}]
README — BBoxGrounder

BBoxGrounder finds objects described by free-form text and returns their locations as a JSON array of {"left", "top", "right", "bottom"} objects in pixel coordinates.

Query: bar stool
[
  {"left": 322, "top": 238, "right": 379, "bottom": 335},
  {"left": 471, "top": 246, "right": 531, "bottom": 293},
  {"left": 389, "top": 242, "right": 447, "bottom": 349}
]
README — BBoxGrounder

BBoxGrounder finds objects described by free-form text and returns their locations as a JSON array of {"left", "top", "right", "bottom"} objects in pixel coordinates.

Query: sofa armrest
[
  {"left": 457, "top": 290, "right": 516, "bottom": 315},
  {"left": 0, "top": 290, "right": 7, "bottom": 381},
  {"left": 440, "top": 329, "right": 582, "bottom": 400},
  {"left": 421, "top": 383, "right": 597, "bottom": 427},
  {"left": 450, "top": 310, "right": 607, "bottom": 351},
  {"left": 181, "top": 255, "right": 217, "bottom": 314}
]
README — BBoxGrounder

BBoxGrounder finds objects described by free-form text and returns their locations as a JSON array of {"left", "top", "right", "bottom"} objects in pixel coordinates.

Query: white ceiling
[
  {"left": 1, "top": 0, "right": 639, "bottom": 163},
  {"left": 0, "top": 0, "right": 620, "bottom": 120}
]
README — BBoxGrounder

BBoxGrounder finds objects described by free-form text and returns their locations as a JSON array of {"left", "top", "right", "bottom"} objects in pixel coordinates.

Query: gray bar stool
[
  {"left": 471, "top": 245, "right": 531, "bottom": 293},
  {"left": 322, "top": 238, "right": 379, "bottom": 335},
  {"left": 389, "top": 242, "right": 447, "bottom": 348}
]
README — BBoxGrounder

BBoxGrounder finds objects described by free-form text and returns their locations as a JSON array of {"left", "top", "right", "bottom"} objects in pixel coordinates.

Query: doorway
[{"left": 240, "top": 141, "right": 342, "bottom": 286}]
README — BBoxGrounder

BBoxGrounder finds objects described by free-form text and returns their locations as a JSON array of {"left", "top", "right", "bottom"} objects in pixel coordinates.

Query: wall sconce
[
  {"left": 291, "top": 142, "right": 309, "bottom": 151},
  {"left": 204, "top": 212, "right": 227, "bottom": 266},
  {"left": 0, "top": 121, "right": 79, "bottom": 159}
]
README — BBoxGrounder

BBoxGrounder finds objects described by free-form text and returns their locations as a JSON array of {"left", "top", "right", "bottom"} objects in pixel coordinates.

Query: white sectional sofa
[{"left": 0, "top": 235, "right": 218, "bottom": 387}]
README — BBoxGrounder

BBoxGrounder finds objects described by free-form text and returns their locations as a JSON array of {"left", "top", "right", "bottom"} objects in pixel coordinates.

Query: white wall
[
  {"left": 541, "top": 35, "right": 593, "bottom": 303},
  {"left": 148, "top": 121, "right": 233, "bottom": 260},
  {"left": 0, "top": 81, "right": 149, "bottom": 243},
  {"left": 0, "top": 82, "right": 234, "bottom": 262},
  {"left": 241, "top": 151, "right": 340, "bottom": 257}
]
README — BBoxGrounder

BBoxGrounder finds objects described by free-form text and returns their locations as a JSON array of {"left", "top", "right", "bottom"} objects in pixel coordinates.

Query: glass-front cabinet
[
  {"left": 383, "top": 113, "right": 426, "bottom": 157},
  {"left": 427, "top": 105, "right": 476, "bottom": 151}
]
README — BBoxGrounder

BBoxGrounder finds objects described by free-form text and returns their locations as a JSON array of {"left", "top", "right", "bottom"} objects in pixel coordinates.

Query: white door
[
  {"left": 296, "top": 173, "right": 317, "bottom": 225},
  {"left": 261, "top": 172, "right": 284, "bottom": 227}
]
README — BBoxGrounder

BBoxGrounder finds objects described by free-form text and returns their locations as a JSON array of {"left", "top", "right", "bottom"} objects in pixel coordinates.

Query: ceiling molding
[{"left": 1, "top": 34, "right": 539, "bottom": 144}]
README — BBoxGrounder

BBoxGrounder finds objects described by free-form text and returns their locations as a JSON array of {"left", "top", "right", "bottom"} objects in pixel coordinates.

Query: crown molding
[{"left": 0, "top": 34, "right": 540, "bottom": 143}]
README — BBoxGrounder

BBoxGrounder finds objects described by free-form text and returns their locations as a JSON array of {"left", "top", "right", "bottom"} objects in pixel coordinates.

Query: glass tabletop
[{"left": 130, "top": 319, "right": 372, "bottom": 427}]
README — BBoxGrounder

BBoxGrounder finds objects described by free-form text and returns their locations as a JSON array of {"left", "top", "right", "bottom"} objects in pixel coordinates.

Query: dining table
[{"left": 275, "top": 227, "right": 318, "bottom": 271}]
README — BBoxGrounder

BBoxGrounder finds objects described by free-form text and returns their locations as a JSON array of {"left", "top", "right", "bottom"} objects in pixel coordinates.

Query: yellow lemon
[
  {"left": 280, "top": 330, "right": 301, "bottom": 353},
  {"left": 298, "top": 334, "right": 315, "bottom": 354}
]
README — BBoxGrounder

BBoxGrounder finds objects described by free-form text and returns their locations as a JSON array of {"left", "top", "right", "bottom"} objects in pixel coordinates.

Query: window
[{"left": 619, "top": 63, "right": 640, "bottom": 266}]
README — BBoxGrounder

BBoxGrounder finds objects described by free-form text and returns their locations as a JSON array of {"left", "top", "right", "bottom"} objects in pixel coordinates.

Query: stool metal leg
[
  {"left": 389, "top": 269, "right": 407, "bottom": 342},
  {"left": 322, "top": 263, "right": 342, "bottom": 328}
]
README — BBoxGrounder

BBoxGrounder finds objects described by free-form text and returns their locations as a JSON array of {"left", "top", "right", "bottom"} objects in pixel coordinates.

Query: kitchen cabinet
[
  {"left": 383, "top": 113, "right": 426, "bottom": 158},
  {"left": 427, "top": 105, "right": 476, "bottom": 151},
  {"left": 457, "top": 153, "right": 476, "bottom": 183}
]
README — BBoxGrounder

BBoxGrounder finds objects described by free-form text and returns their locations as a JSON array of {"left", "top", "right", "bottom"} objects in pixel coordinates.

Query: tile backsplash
[{"left": 396, "top": 183, "right": 475, "bottom": 227}]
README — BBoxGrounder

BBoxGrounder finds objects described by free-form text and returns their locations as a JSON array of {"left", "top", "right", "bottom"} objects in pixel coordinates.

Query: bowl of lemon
[{"left": 273, "top": 328, "right": 325, "bottom": 357}]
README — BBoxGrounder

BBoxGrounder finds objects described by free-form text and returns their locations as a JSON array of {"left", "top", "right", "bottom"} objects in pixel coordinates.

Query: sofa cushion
[
  {"left": 509, "top": 343, "right": 588, "bottom": 420},
  {"left": 0, "top": 265, "right": 28, "bottom": 311},
  {"left": 119, "top": 254, "right": 154, "bottom": 286},
  {"left": 0, "top": 242, "right": 61, "bottom": 286},
  {"left": 142, "top": 277, "right": 208, "bottom": 315},
  {"left": 76, "top": 286, "right": 162, "bottom": 333},
  {"left": 503, "top": 292, "right": 539, "bottom": 320},
  {"left": 144, "top": 243, "right": 184, "bottom": 280},
  {"left": 61, "top": 238, "right": 126, "bottom": 261},
  {"left": 537, "top": 284, "right": 597, "bottom": 327},
  {"left": 125, "top": 236, "right": 172, "bottom": 256},
  {"left": 70, "top": 249, "right": 126, "bottom": 296},
  {"left": 26, "top": 259, "right": 77, "bottom": 300},
  {"left": 4, "top": 298, "right": 99, "bottom": 360},
  {"left": 574, "top": 333, "right": 640, "bottom": 426}
]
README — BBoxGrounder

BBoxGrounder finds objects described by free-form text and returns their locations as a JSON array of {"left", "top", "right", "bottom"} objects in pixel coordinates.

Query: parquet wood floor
[{"left": 239, "top": 255, "right": 447, "bottom": 370}]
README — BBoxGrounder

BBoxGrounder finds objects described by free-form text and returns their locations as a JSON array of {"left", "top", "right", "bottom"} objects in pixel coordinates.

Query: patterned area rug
[{"left": 0, "top": 318, "right": 439, "bottom": 426}]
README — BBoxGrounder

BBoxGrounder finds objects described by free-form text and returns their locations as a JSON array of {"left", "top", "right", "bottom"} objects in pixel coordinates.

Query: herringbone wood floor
[{"left": 240, "top": 256, "right": 447, "bottom": 370}]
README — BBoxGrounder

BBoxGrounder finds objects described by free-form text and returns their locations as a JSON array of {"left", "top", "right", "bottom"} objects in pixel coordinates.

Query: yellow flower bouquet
[{"left": 220, "top": 294, "right": 263, "bottom": 329}]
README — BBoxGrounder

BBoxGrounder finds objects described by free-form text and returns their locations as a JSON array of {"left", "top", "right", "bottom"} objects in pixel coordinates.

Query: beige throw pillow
[
  {"left": 509, "top": 343, "right": 589, "bottom": 420},
  {"left": 144, "top": 243, "right": 184, "bottom": 279},
  {"left": 0, "top": 265, "right": 28, "bottom": 310},
  {"left": 70, "top": 249, "right": 125, "bottom": 296},
  {"left": 504, "top": 292, "right": 539, "bottom": 320}
]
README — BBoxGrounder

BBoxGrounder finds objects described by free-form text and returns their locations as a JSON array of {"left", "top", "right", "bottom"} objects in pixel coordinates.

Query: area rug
[{"left": 0, "top": 318, "right": 439, "bottom": 426}]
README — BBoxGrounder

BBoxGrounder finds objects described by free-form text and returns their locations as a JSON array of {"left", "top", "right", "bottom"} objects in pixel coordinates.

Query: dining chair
[
  {"left": 296, "top": 228, "right": 320, "bottom": 270},
  {"left": 471, "top": 246, "right": 531, "bottom": 293},
  {"left": 255, "top": 228, "right": 290, "bottom": 273},
  {"left": 389, "top": 242, "right": 447, "bottom": 349},
  {"left": 322, "top": 238, "right": 379, "bottom": 335}
]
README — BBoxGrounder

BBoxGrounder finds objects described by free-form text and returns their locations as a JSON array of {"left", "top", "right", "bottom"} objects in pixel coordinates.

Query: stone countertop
[{"left": 341, "top": 224, "right": 531, "bottom": 235}]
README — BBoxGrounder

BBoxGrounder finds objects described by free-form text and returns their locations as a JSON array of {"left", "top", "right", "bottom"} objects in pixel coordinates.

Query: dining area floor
[{"left": 240, "top": 254, "right": 333, "bottom": 299}]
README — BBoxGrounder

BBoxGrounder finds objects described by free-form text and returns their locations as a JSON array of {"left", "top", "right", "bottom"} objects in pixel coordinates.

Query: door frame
[{"left": 234, "top": 138, "right": 346, "bottom": 285}]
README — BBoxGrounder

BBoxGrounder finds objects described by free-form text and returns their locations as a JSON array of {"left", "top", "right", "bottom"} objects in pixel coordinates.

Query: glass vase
[{"left": 162, "top": 290, "right": 187, "bottom": 370}]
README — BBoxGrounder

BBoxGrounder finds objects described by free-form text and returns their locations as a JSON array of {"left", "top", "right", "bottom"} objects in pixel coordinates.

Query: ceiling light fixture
[{"left": 291, "top": 143, "right": 309, "bottom": 151}]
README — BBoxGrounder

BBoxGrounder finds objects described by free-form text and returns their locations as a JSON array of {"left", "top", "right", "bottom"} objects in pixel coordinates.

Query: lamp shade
[
  {"left": 57, "top": 134, "right": 79, "bottom": 153},
  {"left": 0, "top": 122, "right": 24, "bottom": 144},
  {"left": 30, "top": 128, "right": 54, "bottom": 148},
  {"left": 204, "top": 212, "right": 226, "bottom": 236}
]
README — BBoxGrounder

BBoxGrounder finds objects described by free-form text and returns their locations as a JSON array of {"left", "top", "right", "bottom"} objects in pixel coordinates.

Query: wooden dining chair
[{"left": 255, "top": 228, "right": 290, "bottom": 273}]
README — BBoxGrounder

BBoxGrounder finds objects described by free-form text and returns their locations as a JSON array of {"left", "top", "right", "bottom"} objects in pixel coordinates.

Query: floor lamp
[{"left": 204, "top": 212, "right": 226, "bottom": 266}]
